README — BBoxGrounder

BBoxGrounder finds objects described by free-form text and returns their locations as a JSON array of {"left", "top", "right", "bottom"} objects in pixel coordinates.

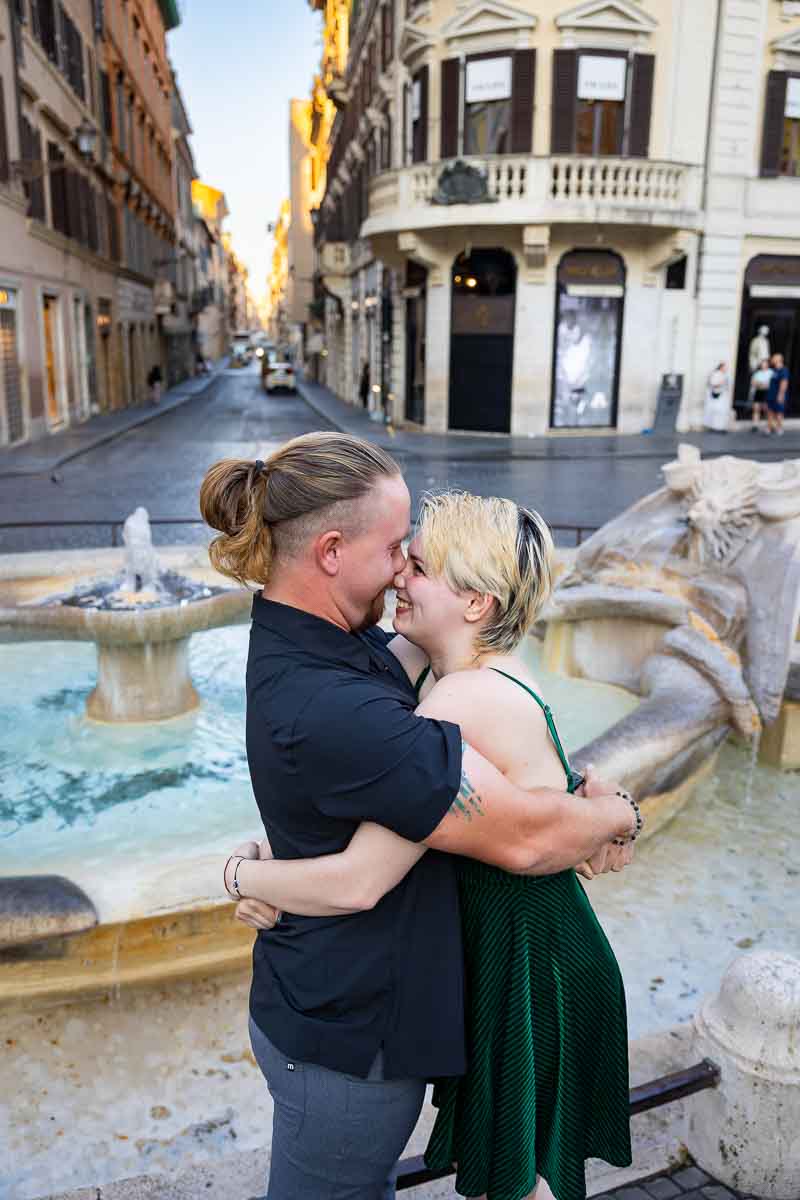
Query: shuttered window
[
  {"left": 464, "top": 54, "right": 512, "bottom": 155},
  {"left": 760, "top": 71, "right": 800, "bottom": 178},
  {"left": 48, "top": 141, "right": 68, "bottom": 234},
  {"left": 443, "top": 50, "right": 534, "bottom": 159},
  {"left": 440, "top": 58, "right": 460, "bottom": 159},
  {"left": 411, "top": 65, "right": 428, "bottom": 163},
  {"left": 552, "top": 49, "right": 654, "bottom": 158},
  {"left": 107, "top": 196, "right": 120, "bottom": 261},
  {"left": 0, "top": 79, "right": 9, "bottom": 183},
  {"left": 100, "top": 71, "right": 113, "bottom": 136},
  {"left": 32, "top": 0, "right": 58, "bottom": 62},
  {"left": 381, "top": 2, "right": 393, "bottom": 72}
]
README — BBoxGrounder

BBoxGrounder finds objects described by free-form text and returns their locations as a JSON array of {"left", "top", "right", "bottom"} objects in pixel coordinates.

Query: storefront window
[
  {"left": 464, "top": 57, "right": 511, "bottom": 155},
  {"left": 552, "top": 251, "right": 624, "bottom": 430}
]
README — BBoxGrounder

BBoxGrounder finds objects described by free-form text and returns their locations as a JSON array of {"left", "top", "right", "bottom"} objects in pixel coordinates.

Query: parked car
[
  {"left": 262, "top": 359, "right": 296, "bottom": 394},
  {"left": 230, "top": 332, "right": 253, "bottom": 367}
]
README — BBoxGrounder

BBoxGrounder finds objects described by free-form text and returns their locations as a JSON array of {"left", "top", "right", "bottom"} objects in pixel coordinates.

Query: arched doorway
[
  {"left": 449, "top": 248, "right": 515, "bottom": 432},
  {"left": 551, "top": 250, "right": 625, "bottom": 429},
  {"left": 734, "top": 255, "right": 800, "bottom": 419}
]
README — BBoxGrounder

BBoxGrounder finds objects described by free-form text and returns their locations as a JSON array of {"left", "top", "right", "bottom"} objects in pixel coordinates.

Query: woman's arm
[{"left": 229, "top": 823, "right": 425, "bottom": 916}]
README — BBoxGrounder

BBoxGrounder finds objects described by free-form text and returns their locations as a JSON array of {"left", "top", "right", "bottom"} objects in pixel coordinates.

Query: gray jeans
[{"left": 249, "top": 1017, "right": 426, "bottom": 1200}]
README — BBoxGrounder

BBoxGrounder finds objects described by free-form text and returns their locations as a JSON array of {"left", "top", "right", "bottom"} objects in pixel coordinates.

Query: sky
[{"left": 168, "top": 1, "right": 322, "bottom": 303}]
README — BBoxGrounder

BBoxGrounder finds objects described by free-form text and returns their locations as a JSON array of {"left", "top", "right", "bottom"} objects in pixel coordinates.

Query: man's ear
[
  {"left": 464, "top": 592, "right": 496, "bottom": 625},
  {"left": 314, "top": 529, "right": 344, "bottom": 577}
]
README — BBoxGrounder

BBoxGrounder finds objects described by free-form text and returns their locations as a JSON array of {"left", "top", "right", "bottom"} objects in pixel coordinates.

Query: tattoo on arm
[{"left": 449, "top": 740, "right": 484, "bottom": 821}]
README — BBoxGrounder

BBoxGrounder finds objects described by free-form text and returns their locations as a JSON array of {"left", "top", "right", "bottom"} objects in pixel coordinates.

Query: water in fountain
[{"left": 51, "top": 508, "right": 223, "bottom": 612}]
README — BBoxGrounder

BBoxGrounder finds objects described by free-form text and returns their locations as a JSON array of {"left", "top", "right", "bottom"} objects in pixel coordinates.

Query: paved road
[{"left": 0, "top": 362, "right": 720, "bottom": 552}]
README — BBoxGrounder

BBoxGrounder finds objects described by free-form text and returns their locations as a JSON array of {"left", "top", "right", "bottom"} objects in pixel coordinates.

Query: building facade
[
  {"left": 0, "top": 0, "right": 180, "bottom": 448},
  {"left": 191, "top": 178, "right": 230, "bottom": 360},
  {"left": 313, "top": 0, "right": 800, "bottom": 435},
  {"left": 163, "top": 71, "right": 198, "bottom": 386}
]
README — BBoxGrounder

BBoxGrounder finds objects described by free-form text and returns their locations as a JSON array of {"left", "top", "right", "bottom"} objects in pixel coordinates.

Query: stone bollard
[{"left": 688, "top": 950, "right": 800, "bottom": 1198}]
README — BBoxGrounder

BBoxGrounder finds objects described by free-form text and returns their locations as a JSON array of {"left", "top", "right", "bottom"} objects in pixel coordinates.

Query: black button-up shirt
[{"left": 246, "top": 596, "right": 466, "bottom": 1081}]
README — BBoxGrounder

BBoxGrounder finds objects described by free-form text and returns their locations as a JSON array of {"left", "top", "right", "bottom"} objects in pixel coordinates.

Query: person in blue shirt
[{"left": 766, "top": 353, "right": 790, "bottom": 436}]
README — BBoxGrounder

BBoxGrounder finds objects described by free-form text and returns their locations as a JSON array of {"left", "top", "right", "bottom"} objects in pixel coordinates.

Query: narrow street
[{"left": 0, "top": 361, "right": 678, "bottom": 554}]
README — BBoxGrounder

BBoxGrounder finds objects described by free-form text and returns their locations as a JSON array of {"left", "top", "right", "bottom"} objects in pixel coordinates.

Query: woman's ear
[{"left": 464, "top": 592, "right": 496, "bottom": 625}]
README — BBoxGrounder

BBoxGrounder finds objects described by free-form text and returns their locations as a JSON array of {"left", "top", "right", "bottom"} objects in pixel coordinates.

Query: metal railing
[
  {"left": 396, "top": 1059, "right": 720, "bottom": 1191},
  {"left": 0, "top": 519, "right": 599, "bottom": 548}
]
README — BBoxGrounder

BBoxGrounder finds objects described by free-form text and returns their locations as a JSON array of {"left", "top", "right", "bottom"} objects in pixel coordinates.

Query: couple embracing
[{"left": 199, "top": 432, "right": 641, "bottom": 1200}]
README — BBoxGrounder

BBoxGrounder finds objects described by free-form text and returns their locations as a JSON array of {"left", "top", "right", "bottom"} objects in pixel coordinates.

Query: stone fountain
[
  {"left": 0, "top": 508, "right": 251, "bottom": 722},
  {"left": 541, "top": 445, "right": 800, "bottom": 831}
]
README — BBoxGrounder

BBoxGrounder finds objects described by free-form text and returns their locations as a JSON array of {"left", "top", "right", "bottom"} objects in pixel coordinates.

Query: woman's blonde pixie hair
[
  {"left": 200, "top": 432, "right": 400, "bottom": 588},
  {"left": 417, "top": 491, "right": 554, "bottom": 654}
]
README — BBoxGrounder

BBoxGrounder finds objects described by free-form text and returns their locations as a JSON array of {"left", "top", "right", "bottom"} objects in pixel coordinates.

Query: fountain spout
[{"left": 121, "top": 507, "right": 160, "bottom": 595}]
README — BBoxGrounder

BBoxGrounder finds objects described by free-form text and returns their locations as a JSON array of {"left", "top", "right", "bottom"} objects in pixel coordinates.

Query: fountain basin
[
  {"left": 0, "top": 620, "right": 693, "bottom": 1008},
  {"left": 0, "top": 546, "right": 252, "bottom": 722}
]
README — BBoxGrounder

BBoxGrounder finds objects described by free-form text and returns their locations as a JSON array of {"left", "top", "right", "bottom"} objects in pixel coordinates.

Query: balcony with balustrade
[{"left": 362, "top": 154, "right": 704, "bottom": 240}]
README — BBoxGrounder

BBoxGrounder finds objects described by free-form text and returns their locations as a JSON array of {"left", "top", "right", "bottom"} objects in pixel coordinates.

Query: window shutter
[
  {"left": 440, "top": 57, "right": 459, "bottom": 159},
  {"left": 0, "top": 79, "right": 9, "bottom": 183},
  {"left": 551, "top": 49, "right": 577, "bottom": 153},
  {"left": 48, "top": 141, "right": 67, "bottom": 234},
  {"left": 761, "top": 70, "right": 788, "bottom": 178},
  {"left": 66, "top": 167, "right": 80, "bottom": 241},
  {"left": 511, "top": 49, "right": 535, "bottom": 154},
  {"left": 413, "top": 64, "right": 428, "bottom": 162},
  {"left": 628, "top": 53, "right": 654, "bottom": 158}
]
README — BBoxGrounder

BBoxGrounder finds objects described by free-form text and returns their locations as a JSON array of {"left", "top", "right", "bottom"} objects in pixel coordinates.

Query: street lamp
[{"left": 74, "top": 117, "right": 97, "bottom": 161}]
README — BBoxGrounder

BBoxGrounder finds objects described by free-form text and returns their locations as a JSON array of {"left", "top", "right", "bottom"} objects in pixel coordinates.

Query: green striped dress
[{"left": 423, "top": 667, "right": 632, "bottom": 1200}]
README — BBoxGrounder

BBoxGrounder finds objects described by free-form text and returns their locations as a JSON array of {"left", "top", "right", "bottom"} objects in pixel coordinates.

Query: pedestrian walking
[
  {"left": 704, "top": 362, "right": 731, "bottom": 432},
  {"left": 147, "top": 363, "right": 162, "bottom": 406},
  {"left": 749, "top": 357, "right": 772, "bottom": 432},
  {"left": 359, "top": 358, "right": 370, "bottom": 408},
  {"left": 766, "top": 353, "right": 790, "bottom": 436}
]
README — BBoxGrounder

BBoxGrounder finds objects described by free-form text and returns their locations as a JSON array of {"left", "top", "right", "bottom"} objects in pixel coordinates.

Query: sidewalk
[
  {"left": 297, "top": 373, "right": 800, "bottom": 463},
  {"left": 0, "top": 360, "right": 229, "bottom": 480},
  {"left": 38, "top": 1155, "right": 753, "bottom": 1200}
]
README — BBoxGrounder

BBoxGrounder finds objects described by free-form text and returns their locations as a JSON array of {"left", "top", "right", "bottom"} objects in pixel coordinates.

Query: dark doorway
[
  {"left": 734, "top": 256, "right": 800, "bottom": 419},
  {"left": 405, "top": 260, "right": 427, "bottom": 424},
  {"left": 449, "top": 247, "right": 515, "bottom": 433},
  {"left": 551, "top": 250, "right": 625, "bottom": 429}
]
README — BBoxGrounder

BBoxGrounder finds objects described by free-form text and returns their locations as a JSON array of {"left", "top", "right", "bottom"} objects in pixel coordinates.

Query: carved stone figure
[{"left": 431, "top": 159, "right": 498, "bottom": 206}]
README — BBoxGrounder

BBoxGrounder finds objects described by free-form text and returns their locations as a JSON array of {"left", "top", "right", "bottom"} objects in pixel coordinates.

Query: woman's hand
[
  {"left": 235, "top": 898, "right": 281, "bottom": 930},
  {"left": 574, "top": 766, "right": 636, "bottom": 879}
]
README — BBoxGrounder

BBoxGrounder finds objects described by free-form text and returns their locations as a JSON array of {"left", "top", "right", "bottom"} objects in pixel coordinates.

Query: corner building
[{"left": 315, "top": 0, "right": 800, "bottom": 435}]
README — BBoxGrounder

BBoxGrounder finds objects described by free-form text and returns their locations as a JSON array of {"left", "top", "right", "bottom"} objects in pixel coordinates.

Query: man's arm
[
  {"left": 417, "top": 679, "right": 636, "bottom": 873},
  {"left": 422, "top": 742, "right": 634, "bottom": 873}
]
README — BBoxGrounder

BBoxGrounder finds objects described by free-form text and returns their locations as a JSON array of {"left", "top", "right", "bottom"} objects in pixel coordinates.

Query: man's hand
[
  {"left": 235, "top": 898, "right": 281, "bottom": 930},
  {"left": 232, "top": 839, "right": 261, "bottom": 861}
]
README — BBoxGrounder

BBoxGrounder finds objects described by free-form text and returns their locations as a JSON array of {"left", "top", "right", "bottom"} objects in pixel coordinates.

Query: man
[
  {"left": 766, "top": 352, "right": 790, "bottom": 436},
  {"left": 201, "top": 433, "right": 637, "bottom": 1199}
]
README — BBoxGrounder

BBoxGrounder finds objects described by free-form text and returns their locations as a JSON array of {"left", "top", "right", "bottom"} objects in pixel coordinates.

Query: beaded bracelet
[
  {"left": 224, "top": 855, "right": 246, "bottom": 900},
  {"left": 612, "top": 790, "right": 643, "bottom": 846}
]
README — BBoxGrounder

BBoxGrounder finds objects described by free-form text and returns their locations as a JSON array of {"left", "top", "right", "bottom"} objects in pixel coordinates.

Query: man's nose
[{"left": 393, "top": 556, "right": 408, "bottom": 588}]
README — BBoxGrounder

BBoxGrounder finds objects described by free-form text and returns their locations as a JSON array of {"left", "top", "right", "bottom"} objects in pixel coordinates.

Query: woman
[
  {"left": 749, "top": 357, "right": 772, "bottom": 433},
  {"left": 227, "top": 492, "right": 634, "bottom": 1200}
]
